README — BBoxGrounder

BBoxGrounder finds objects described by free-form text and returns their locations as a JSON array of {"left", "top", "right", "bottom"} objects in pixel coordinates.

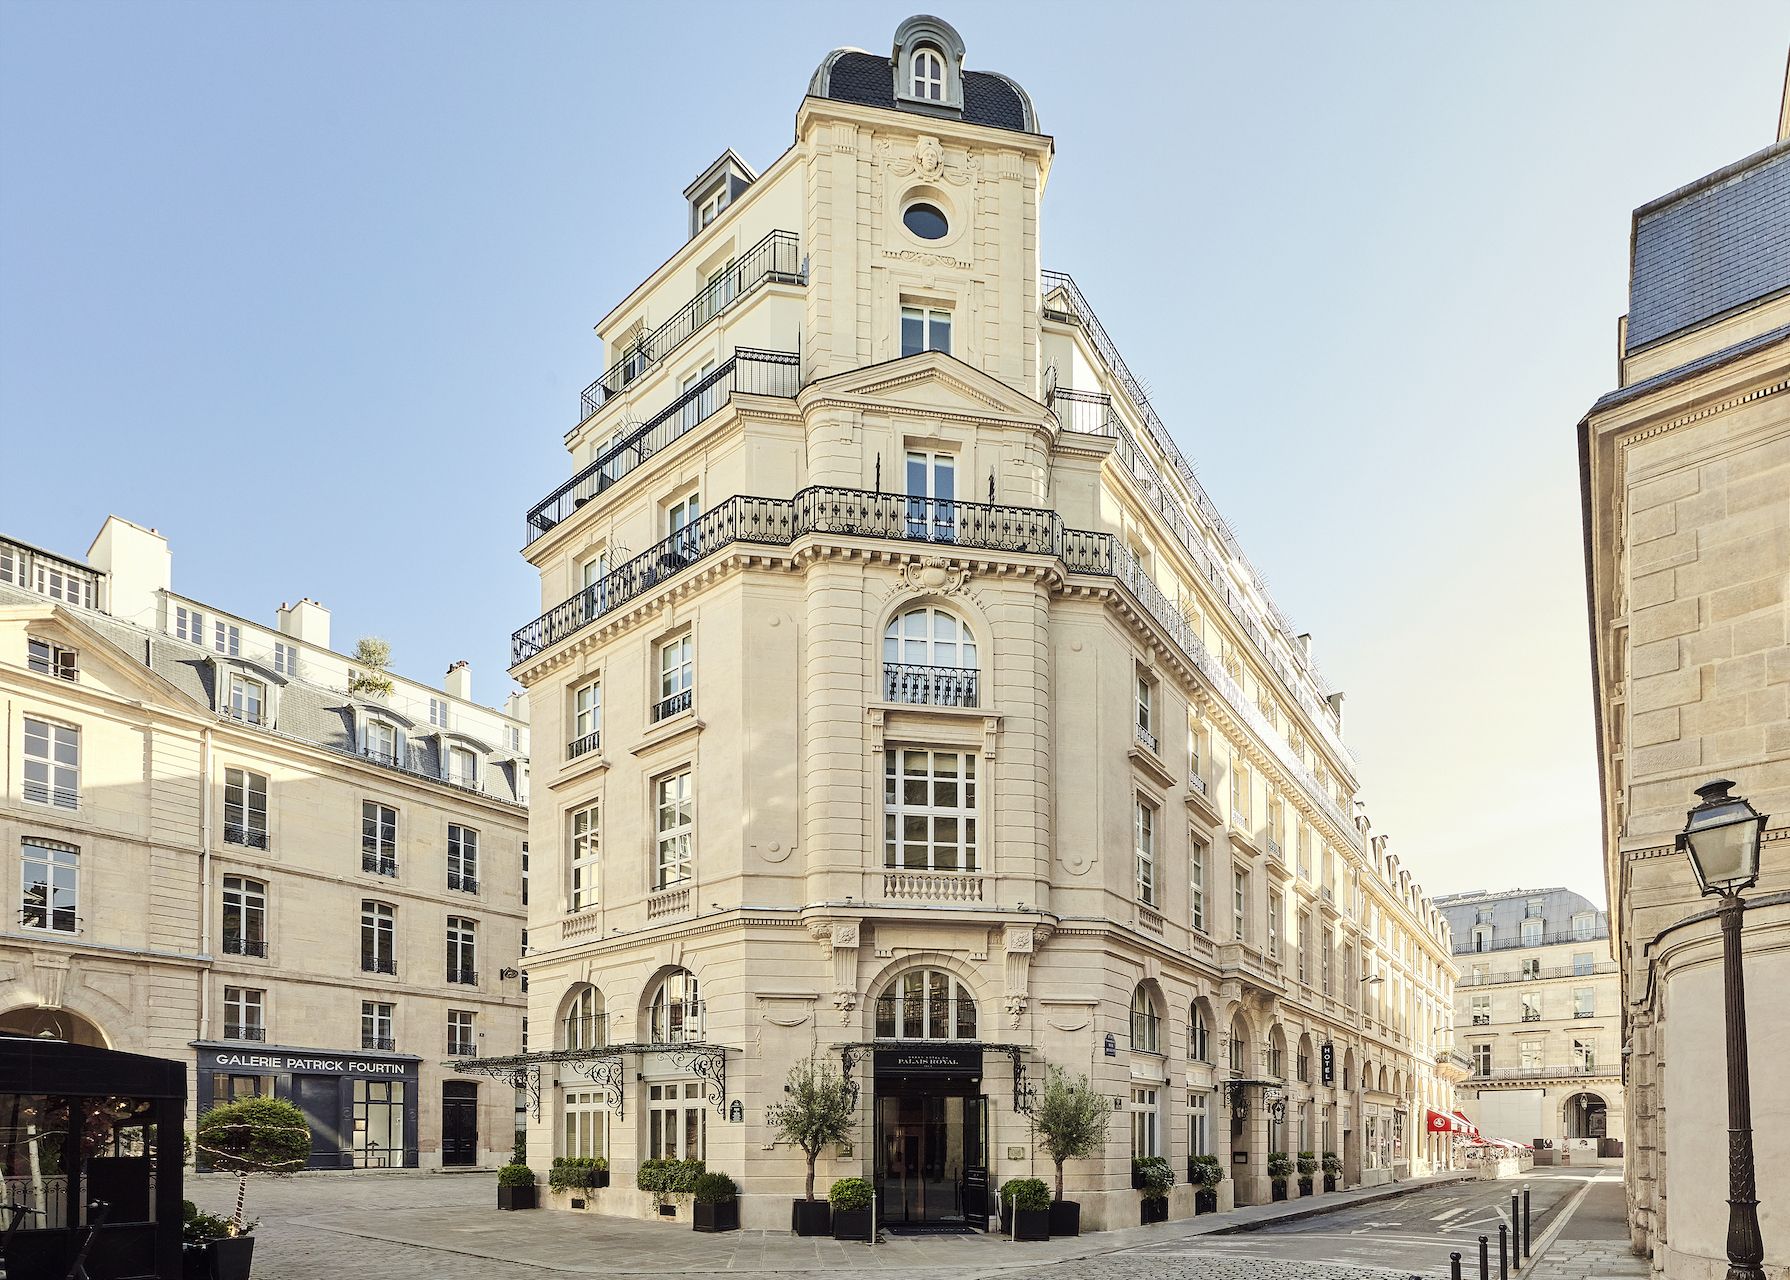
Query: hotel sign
[
  {"left": 1321, "top": 1041, "right": 1335, "bottom": 1086},
  {"left": 874, "top": 1046, "right": 980, "bottom": 1077}
]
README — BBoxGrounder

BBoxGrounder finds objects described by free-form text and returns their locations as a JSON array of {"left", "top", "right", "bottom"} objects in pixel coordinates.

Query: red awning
[{"left": 1426, "top": 1108, "right": 1479, "bottom": 1137}]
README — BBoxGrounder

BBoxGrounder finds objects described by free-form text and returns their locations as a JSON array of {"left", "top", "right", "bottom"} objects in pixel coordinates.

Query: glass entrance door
[{"left": 875, "top": 1092, "right": 987, "bottom": 1225}]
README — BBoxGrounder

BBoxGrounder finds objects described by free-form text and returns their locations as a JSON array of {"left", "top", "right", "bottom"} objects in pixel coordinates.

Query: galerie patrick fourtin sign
[{"left": 204, "top": 1051, "right": 415, "bottom": 1076}]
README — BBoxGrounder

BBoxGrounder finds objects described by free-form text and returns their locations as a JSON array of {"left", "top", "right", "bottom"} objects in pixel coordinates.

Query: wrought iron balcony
[
  {"left": 220, "top": 705, "right": 263, "bottom": 726},
  {"left": 579, "top": 230, "right": 802, "bottom": 420},
  {"left": 1458, "top": 961, "right": 1617, "bottom": 986},
  {"left": 447, "top": 967, "right": 478, "bottom": 986},
  {"left": 222, "top": 934, "right": 267, "bottom": 958},
  {"left": 567, "top": 730, "right": 601, "bottom": 760},
  {"left": 1573, "top": 1009, "right": 1595, "bottom": 1019},
  {"left": 224, "top": 823, "right": 268, "bottom": 850},
  {"left": 23, "top": 780, "right": 79, "bottom": 810},
  {"left": 363, "top": 1036, "right": 396, "bottom": 1052},
  {"left": 528, "top": 347, "right": 802, "bottom": 544},
  {"left": 447, "top": 1037, "right": 475, "bottom": 1057},
  {"left": 648, "top": 999, "right": 704, "bottom": 1044},
  {"left": 362, "top": 852, "right": 398, "bottom": 877},
  {"left": 362, "top": 955, "right": 397, "bottom": 976},
  {"left": 448, "top": 872, "right": 479, "bottom": 894},
  {"left": 883, "top": 662, "right": 979, "bottom": 708},
  {"left": 1048, "top": 385, "right": 1122, "bottom": 438},
  {"left": 652, "top": 689, "right": 693, "bottom": 722},
  {"left": 1135, "top": 723, "right": 1158, "bottom": 752},
  {"left": 1453, "top": 927, "right": 1607, "bottom": 955},
  {"left": 561, "top": 1013, "right": 609, "bottom": 1050},
  {"left": 1521, "top": 1010, "right": 1542, "bottom": 1022},
  {"left": 224, "top": 1025, "right": 265, "bottom": 1042},
  {"left": 1129, "top": 1011, "right": 1164, "bottom": 1055},
  {"left": 1188, "top": 772, "right": 1208, "bottom": 796}
]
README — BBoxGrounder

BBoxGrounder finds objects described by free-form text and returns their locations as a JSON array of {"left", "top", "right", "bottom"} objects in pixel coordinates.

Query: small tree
[
  {"left": 348, "top": 636, "right": 394, "bottom": 698},
  {"left": 766, "top": 1060, "right": 855, "bottom": 1202},
  {"left": 195, "top": 1097, "right": 311, "bottom": 1234},
  {"left": 1032, "top": 1067, "right": 1110, "bottom": 1203}
]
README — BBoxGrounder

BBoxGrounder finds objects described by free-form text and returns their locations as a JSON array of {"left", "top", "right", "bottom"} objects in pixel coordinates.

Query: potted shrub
[
  {"left": 692, "top": 1172, "right": 739, "bottom": 1233},
  {"left": 1268, "top": 1151, "right": 1293, "bottom": 1201},
  {"left": 194, "top": 1095, "right": 311, "bottom": 1245},
  {"left": 1137, "top": 1159, "right": 1171, "bottom": 1224},
  {"left": 1006, "top": 1177, "right": 1052, "bottom": 1241},
  {"left": 830, "top": 1176, "right": 874, "bottom": 1242},
  {"left": 638, "top": 1157, "right": 704, "bottom": 1218},
  {"left": 549, "top": 1156, "right": 609, "bottom": 1194},
  {"left": 767, "top": 1060, "right": 854, "bottom": 1236},
  {"left": 1032, "top": 1067, "right": 1107, "bottom": 1237},
  {"left": 497, "top": 1163, "right": 537, "bottom": 1211},
  {"left": 1188, "top": 1154, "right": 1224, "bottom": 1214},
  {"left": 1297, "top": 1150, "right": 1318, "bottom": 1196},
  {"left": 182, "top": 1201, "right": 256, "bottom": 1280},
  {"left": 1322, "top": 1150, "right": 1342, "bottom": 1192}
]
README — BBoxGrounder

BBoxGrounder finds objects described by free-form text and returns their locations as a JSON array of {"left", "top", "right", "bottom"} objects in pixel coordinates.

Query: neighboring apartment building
[
  {"left": 1436, "top": 889, "right": 1622, "bottom": 1150},
  {"left": 484, "top": 15, "right": 1458, "bottom": 1231},
  {"left": 1580, "top": 77, "right": 1790, "bottom": 1278},
  {"left": 0, "top": 518, "right": 529, "bottom": 1172}
]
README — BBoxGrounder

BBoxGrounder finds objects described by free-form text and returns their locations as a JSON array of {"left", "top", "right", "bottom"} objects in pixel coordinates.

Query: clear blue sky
[{"left": 2, "top": 1, "right": 1784, "bottom": 902}]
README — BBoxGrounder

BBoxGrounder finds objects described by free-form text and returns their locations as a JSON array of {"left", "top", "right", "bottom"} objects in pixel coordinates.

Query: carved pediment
[{"left": 803, "top": 352, "right": 1052, "bottom": 428}]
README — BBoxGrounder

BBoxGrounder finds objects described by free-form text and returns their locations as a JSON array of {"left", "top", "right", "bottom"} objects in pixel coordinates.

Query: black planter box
[
  {"left": 1299, "top": 1176, "right": 1314, "bottom": 1195},
  {"left": 183, "top": 1235, "right": 255, "bottom": 1280},
  {"left": 1140, "top": 1196, "right": 1168, "bottom": 1225},
  {"left": 791, "top": 1200, "right": 831, "bottom": 1236},
  {"left": 1194, "top": 1188, "right": 1217, "bottom": 1215},
  {"left": 1013, "top": 1207, "right": 1050, "bottom": 1241},
  {"left": 1049, "top": 1200, "right": 1080, "bottom": 1237},
  {"left": 498, "top": 1184, "right": 537, "bottom": 1211},
  {"left": 1271, "top": 1181, "right": 1288, "bottom": 1202},
  {"left": 693, "top": 1200, "right": 739, "bottom": 1233},
  {"left": 1131, "top": 1168, "right": 1148, "bottom": 1190},
  {"left": 832, "top": 1207, "right": 873, "bottom": 1242},
  {"left": 588, "top": 1169, "right": 610, "bottom": 1189},
  {"left": 1324, "top": 1174, "right": 1338, "bottom": 1192}
]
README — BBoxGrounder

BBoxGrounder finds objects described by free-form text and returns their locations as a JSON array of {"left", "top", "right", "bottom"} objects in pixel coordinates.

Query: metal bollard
[
  {"left": 1522, "top": 1186, "right": 1532, "bottom": 1258},
  {"left": 1451, "top": 1250, "right": 1463, "bottom": 1280},
  {"left": 1511, "top": 1192, "right": 1521, "bottom": 1263},
  {"left": 1499, "top": 1224, "right": 1510, "bottom": 1280},
  {"left": 1479, "top": 1234, "right": 1490, "bottom": 1280}
]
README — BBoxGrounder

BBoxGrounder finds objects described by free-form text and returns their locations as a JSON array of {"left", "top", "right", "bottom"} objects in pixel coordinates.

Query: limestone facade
[{"left": 508, "top": 15, "right": 1458, "bottom": 1231}]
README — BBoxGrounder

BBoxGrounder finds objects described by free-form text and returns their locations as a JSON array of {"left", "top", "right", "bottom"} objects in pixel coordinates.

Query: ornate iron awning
[
  {"left": 835, "top": 1041, "right": 1037, "bottom": 1115},
  {"left": 446, "top": 1042, "right": 729, "bottom": 1120}
]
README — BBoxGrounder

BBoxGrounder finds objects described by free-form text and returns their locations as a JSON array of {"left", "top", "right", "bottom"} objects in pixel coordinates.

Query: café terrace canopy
[{"left": 1425, "top": 1108, "right": 1480, "bottom": 1138}]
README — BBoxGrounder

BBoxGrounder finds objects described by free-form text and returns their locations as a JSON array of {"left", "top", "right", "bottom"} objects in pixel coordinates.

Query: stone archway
[
  {"left": 1564, "top": 1090, "right": 1609, "bottom": 1140},
  {"left": 0, "top": 1006, "right": 107, "bottom": 1047}
]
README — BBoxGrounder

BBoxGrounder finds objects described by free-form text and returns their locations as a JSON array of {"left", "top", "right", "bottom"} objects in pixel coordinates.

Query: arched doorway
[
  {"left": 0, "top": 1006, "right": 107, "bottom": 1047},
  {"left": 1564, "top": 1091, "right": 1608, "bottom": 1140}
]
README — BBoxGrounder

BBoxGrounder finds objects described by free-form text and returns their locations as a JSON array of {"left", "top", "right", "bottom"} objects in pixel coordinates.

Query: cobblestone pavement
[{"left": 186, "top": 1169, "right": 1542, "bottom": 1280}]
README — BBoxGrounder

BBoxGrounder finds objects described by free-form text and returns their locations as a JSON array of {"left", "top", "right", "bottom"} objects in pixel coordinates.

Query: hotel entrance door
[{"left": 874, "top": 1092, "right": 987, "bottom": 1226}]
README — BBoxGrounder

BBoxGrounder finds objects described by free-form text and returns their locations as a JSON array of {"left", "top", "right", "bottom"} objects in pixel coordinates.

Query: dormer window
[
  {"left": 697, "top": 186, "right": 727, "bottom": 229},
  {"left": 891, "top": 16, "right": 966, "bottom": 114},
  {"left": 912, "top": 46, "right": 944, "bottom": 101}
]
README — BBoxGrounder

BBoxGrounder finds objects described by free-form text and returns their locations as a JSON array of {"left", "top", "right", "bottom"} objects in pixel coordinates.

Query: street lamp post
[{"left": 1676, "top": 778, "right": 1770, "bottom": 1280}]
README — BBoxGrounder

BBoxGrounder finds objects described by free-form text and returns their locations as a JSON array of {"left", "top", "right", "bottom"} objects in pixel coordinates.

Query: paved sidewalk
[{"left": 1522, "top": 1175, "right": 1647, "bottom": 1280}]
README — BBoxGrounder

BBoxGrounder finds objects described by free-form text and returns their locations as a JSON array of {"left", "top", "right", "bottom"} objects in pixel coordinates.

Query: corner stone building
[
  {"left": 501, "top": 15, "right": 1458, "bottom": 1232},
  {"left": 1580, "top": 87, "right": 1790, "bottom": 1280}
]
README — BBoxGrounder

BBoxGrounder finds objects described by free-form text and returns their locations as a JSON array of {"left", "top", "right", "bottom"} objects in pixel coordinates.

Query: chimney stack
[
  {"left": 445, "top": 660, "right": 472, "bottom": 702},
  {"left": 277, "top": 598, "right": 331, "bottom": 650}
]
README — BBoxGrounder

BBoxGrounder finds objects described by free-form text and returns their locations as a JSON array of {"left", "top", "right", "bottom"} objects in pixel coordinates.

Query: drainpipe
[{"left": 198, "top": 724, "right": 214, "bottom": 1042}]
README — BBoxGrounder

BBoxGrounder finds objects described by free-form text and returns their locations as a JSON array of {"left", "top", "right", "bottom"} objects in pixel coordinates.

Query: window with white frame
[
  {"left": 1130, "top": 985, "right": 1161, "bottom": 1053},
  {"left": 1571, "top": 911, "right": 1596, "bottom": 940},
  {"left": 1134, "top": 797, "right": 1157, "bottom": 907},
  {"left": 446, "top": 746, "right": 477, "bottom": 788},
  {"left": 23, "top": 717, "right": 78, "bottom": 808},
  {"left": 571, "top": 680, "right": 602, "bottom": 756},
  {"left": 1471, "top": 994, "right": 1491, "bottom": 1026},
  {"left": 1321, "top": 927, "right": 1333, "bottom": 994},
  {"left": 563, "top": 1089, "right": 608, "bottom": 1159},
  {"left": 647, "top": 1081, "right": 707, "bottom": 1160},
  {"left": 1190, "top": 836, "right": 1207, "bottom": 933},
  {"left": 666, "top": 491, "right": 701, "bottom": 556},
  {"left": 364, "top": 719, "right": 398, "bottom": 766},
  {"left": 1297, "top": 909, "right": 1311, "bottom": 983},
  {"left": 1130, "top": 1087, "right": 1159, "bottom": 1158},
  {"left": 273, "top": 641, "right": 299, "bottom": 677},
  {"left": 224, "top": 986, "right": 265, "bottom": 1041},
  {"left": 1573, "top": 1038, "right": 1596, "bottom": 1071},
  {"left": 222, "top": 876, "right": 266, "bottom": 956},
  {"left": 20, "top": 840, "right": 78, "bottom": 933},
  {"left": 1190, "top": 1004, "right": 1211, "bottom": 1061},
  {"left": 213, "top": 621, "right": 240, "bottom": 656},
  {"left": 361, "top": 900, "right": 396, "bottom": 974},
  {"left": 1228, "top": 1026, "right": 1245, "bottom": 1073},
  {"left": 900, "top": 306, "right": 952, "bottom": 357},
  {"left": 649, "top": 969, "right": 702, "bottom": 1042},
  {"left": 33, "top": 562, "right": 93, "bottom": 607},
  {"left": 697, "top": 186, "right": 726, "bottom": 228},
  {"left": 363, "top": 1001, "right": 395, "bottom": 1051},
  {"left": 1471, "top": 1042, "right": 1492, "bottom": 1076},
  {"left": 655, "top": 634, "right": 693, "bottom": 721},
  {"left": 226, "top": 674, "right": 265, "bottom": 725},
  {"left": 1187, "top": 718, "right": 1207, "bottom": 790},
  {"left": 1230, "top": 756, "right": 1251, "bottom": 825},
  {"left": 447, "top": 824, "right": 479, "bottom": 892},
  {"left": 569, "top": 803, "right": 600, "bottom": 910},
  {"left": 26, "top": 638, "right": 76, "bottom": 681},
  {"left": 1573, "top": 951, "right": 1595, "bottom": 976},
  {"left": 562, "top": 985, "right": 605, "bottom": 1049},
  {"left": 1574, "top": 987, "right": 1595, "bottom": 1018},
  {"left": 361, "top": 801, "right": 397, "bottom": 876},
  {"left": 654, "top": 771, "right": 693, "bottom": 889},
  {"left": 911, "top": 45, "right": 945, "bottom": 100},
  {"left": 904, "top": 448, "right": 956, "bottom": 540},
  {"left": 175, "top": 605, "right": 205, "bottom": 643},
  {"left": 874, "top": 968, "right": 977, "bottom": 1040},
  {"left": 224, "top": 768, "right": 268, "bottom": 848},
  {"left": 1522, "top": 991, "right": 1542, "bottom": 1022},
  {"left": 882, "top": 607, "right": 978, "bottom": 705},
  {"left": 883, "top": 748, "right": 977, "bottom": 872},
  {"left": 428, "top": 697, "right": 449, "bottom": 728},
  {"left": 1233, "top": 866, "right": 1249, "bottom": 942},
  {"left": 447, "top": 1008, "right": 475, "bottom": 1057},
  {"left": 1519, "top": 1039, "right": 1543, "bottom": 1070},
  {"left": 1521, "top": 917, "right": 1543, "bottom": 946},
  {"left": 446, "top": 917, "right": 477, "bottom": 984},
  {"left": 1189, "top": 1091, "right": 1210, "bottom": 1156},
  {"left": 1134, "top": 673, "right": 1156, "bottom": 750}
]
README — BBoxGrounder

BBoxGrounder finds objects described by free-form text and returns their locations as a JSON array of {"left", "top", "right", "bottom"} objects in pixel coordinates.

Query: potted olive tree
[
  {"left": 1322, "top": 1150, "right": 1343, "bottom": 1192},
  {"left": 767, "top": 1060, "right": 855, "bottom": 1237},
  {"left": 1297, "top": 1150, "right": 1318, "bottom": 1196},
  {"left": 829, "top": 1176, "right": 874, "bottom": 1242},
  {"left": 1031, "top": 1067, "right": 1108, "bottom": 1237},
  {"left": 692, "top": 1172, "right": 739, "bottom": 1233},
  {"left": 1004, "top": 1177, "right": 1052, "bottom": 1241},
  {"left": 1136, "top": 1159, "right": 1171, "bottom": 1224},
  {"left": 497, "top": 1163, "right": 537, "bottom": 1211},
  {"left": 192, "top": 1096, "right": 311, "bottom": 1277},
  {"left": 1268, "top": 1151, "right": 1293, "bottom": 1201},
  {"left": 1188, "top": 1154, "right": 1224, "bottom": 1213}
]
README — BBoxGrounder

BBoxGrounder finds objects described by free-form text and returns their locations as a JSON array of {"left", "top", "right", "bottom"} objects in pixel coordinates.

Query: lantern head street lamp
[{"left": 1678, "top": 778, "right": 1770, "bottom": 1280}]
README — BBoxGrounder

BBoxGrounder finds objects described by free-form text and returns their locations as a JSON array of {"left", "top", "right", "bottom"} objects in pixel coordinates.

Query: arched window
[
  {"left": 1267, "top": 1024, "right": 1287, "bottom": 1079},
  {"left": 562, "top": 984, "right": 605, "bottom": 1049},
  {"left": 912, "top": 46, "right": 944, "bottom": 101},
  {"left": 883, "top": 606, "right": 978, "bottom": 706},
  {"left": 1190, "top": 1004, "right": 1211, "bottom": 1063},
  {"left": 649, "top": 969, "right": 701, "bottom": 1043},
  {"left": 1229, "top": 1016, "right": 1249, "bottom": 1073},
  {"left": 875, "top": 968, "right": 976, "bottom": 1040},
  {"left": 1130, "top": 985, "right": 1161, "bottom": 1054}
]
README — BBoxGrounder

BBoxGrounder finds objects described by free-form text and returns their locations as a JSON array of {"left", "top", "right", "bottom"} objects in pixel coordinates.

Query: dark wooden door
[{"left": 441, "top": 1081, "right": 479, "bottom": 1166}]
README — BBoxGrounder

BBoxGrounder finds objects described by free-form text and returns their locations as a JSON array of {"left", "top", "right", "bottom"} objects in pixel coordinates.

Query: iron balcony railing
[
  {"left": 448, "top": 1037, "right": 475, "bottom": 1057},
  {"left": 529, "top": 347, "right": 801, "bottom": 544},
  {"left": 222, "top": 934, "right": 267, "bottom": 957},
  {"left": 1459, "top": 962, "right": 1617, "bottom": 986},
  {"left": 567, "top": 730, "right": 601, "bottom": 760},
  {"left": 883, "top": 662, "right": 979, "bottom": 708},
  {"left": 224, "top": 1024, "right": 265, "bottom": 1042},
  {"left": 649, "top": 999, "right": 704, "bottom": 1044},
  {"left": 653, "top": 688, "right": 693, "bottom": 722},
  {"left": 1455, "top": 929, "right": 1606, "bottom": 955},
  {"left": 1048, "top": 386, "right": 1121, "bottom": 438},
  {"left": 1478, "top": 1064, "right": 1609, "bottom": 1082},
  {"left": 1135, "top": 723, "right": 1158, "bottom": 753},
  {"left": 362, "top": 852, "right": 398, "bottom": 877},
  {"left": 362, "top": 746, "right": 401, "bottom": 768},
  {"left": 448, "top": 872, "right": 479, "bottom": 894},
  {"left": 363, "top": 955, "right": 397, "bottom": 976},
  {"left": 579, "top": 230, "right": 803, "bottom": 420},
  {"left": 1521, "top": 1010, "right": 1542, "bottom": 1022},
  {"left": 363, "top": 1036, "right": 396, "bottom": 1052},
  {"left": 561, "top": 1013, "right": 609, "bottom": 1050},
  {"left": 224, "top": 823, "right": 269, "bottom": 850},
  {"left": 448, "top": 967, "right": 478, "bottom": 986},
  {"left": 1129, "top": 1011, "right": 1164, "bottom": 1055},
  {"left": 23, "top": 780, "right": 79, "bottom": 810}
]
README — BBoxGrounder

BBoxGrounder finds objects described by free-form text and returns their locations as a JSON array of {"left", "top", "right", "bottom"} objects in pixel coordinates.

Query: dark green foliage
[
  {"left": 827, "top": 1177, "right": 873, "bottom": 1211},
  {"left": 497, "top": 1163, "right": 536, "bottom": 1188}
]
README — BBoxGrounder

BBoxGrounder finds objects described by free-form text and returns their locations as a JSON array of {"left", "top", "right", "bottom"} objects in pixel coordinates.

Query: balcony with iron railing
[
  {"left": 362, "top": 851, "right": 398, "bottom": 878},
  {"left": 362, "top": 955, "right": 397, "bottom": 976},
  {"left": 447, "top": 967, "right": 478, "bottom": 986},
  {"left": 448, "top": 871, "right": 479, "bottom": 895},
  {"left": 363, "top": 1035, "right": 396, "bottom": 1052},
  {"left": 529, "top": 347, "right": 802, "bottom": 545},
  {"left": 883, "top": 662, "right": 979, "bottom": 708},
  {"left": 653, "top": 688, "right": 693, "bottom": 722},
  {"left": 224, "top": 1024, "right": 265, "bottom": 1042},
  {"left": 1049, "top": 386, "right": 1122, "bottom": 438},
  {"left": 1454, "top": 929, "right": 1606, "bottom": 955},
  {"left": 1478, "top": 1064, "right": 1611, "bottom": 1082},
  {"left": 649, "top": 999, "right": 705, "bottom": 1044},
  {"left": 561, "top": 1013, "right": 610, "bottom": 1050},
  {"left": 1129, "top": 1011, "right": 1164, "bottom": 1055},
  {"left": 1135, "top": 722, "right": 1159, "bottom": 753},
  {"left": 1458, "top": 962, "right": 1617, "bottom": 986},
  {"left": 579, "top": 230, "right": 802, "bottom": 421},
  {"left": 224, "top": 823, "right": 269, "bottom": 850},
  {"left": 222, "top": 934, "right": 267, "bottom": 958},
  {"left": 567, "top": 730, "right": 602, "bottom": 760}
]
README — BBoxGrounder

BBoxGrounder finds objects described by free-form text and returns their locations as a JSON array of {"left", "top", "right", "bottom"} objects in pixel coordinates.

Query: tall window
[
  {"left": 1519, "top": 1040, "right": 1543, "bottom": 1070},
  {"left": 365, "top": 719, "right": 398, "bottom": 766},
  {"left": 1470, "top": 995, "right": 1491, "bottom": 1025},
  {"left": 362, "top": 801, "right": 397, "bottom": 876},
  {"left": 175, "top": 605, "right": 205, "bottom": 643},
  {"left": 447, "top": 1009, "right": 475, "bottom": 1057},
  {"left": 1190, "top": 1005, "right": 1211, "bottom": 1062},
  {"left": 273, "top": 641, "right": 299, "bottom": 677},
  {"left": 1189, "top": 1091, "right": 1210, "bottom": 1156},
  {"left": 361, "top": 901, "right": 396, "bottom": 974},
  {"left": 1130, "top": 1087, "right": 1159, "bottom": 1158},
  {"left": 20, "top": 840, "right": 78, "bottom": 933},
  {"left": 224, "top": 987, "right": 264, "bottom": 1041},
  {"left": 570, "top": 681, "right": 602, "bottom": 756},
  {"left": 1572, "top": 912, "right": 1596, "bottom": 940},
  {"left": 226, "top": 674, "right": 265, "bottom": 725},
  {"left": 875, "top": 968, "right": 976, "bottom": 1040},
  {"left": 562, "top": 985, "right": 605, "bottom": 1049},
  {"left": 564, "top": 1090, "right": 608, "bottom": 1159},
  {"left": 1573, "top": 1038, "right": 1596, "bottom": 1071},
  {"left": 1134, "top": 674, "right": 1156, "bottom": 750},
  {"left": 1297, "top": 909, "right": 1311, "bottom": 983},
  {"left": 911, "top": 45, "right": 944, "bottom": 100},
  {"left": 654, "top": 771, "right": 693, "bottom": 889},
  {"left": 1321, "top": 928, "right": 1333, "bottom": 994},
  {"left": 447, "top": 917, "right": 477, "bottom": 984},
  {"left": 1233, "top": 866, "right": 1249, "bottom": 942},
  {"left": 446, "top": 746, "right": 477, "bottom": 788},
  {"left": 223, "top": 768, "right": 268, "bottom": 848},
  {"left": 655, "top": 634, "right": 693, "bottom": 721},
  {"left": 1521, "top": 957, "right": 1541, "bottom": 979},
  {"left": 1134, "top": 798, "right": 1157, "bottom": 906},
  {"left": 649, "top": 970, "right": 702, "bottom": 1043},
  {"left": 222, "top": 876, "right": 267, "bottom": 956},
  {"left": 1228, "top": 1026, "right": 1245, "bottom": 1074},
  {"left": 1188, "top": 719, "right": 1208, "bottom": 791},
  {"left": 447, "top": 824, "right": 479, "bottom": 893},
  {"left": 569, "top": 803, "right": 600, "bottom": 911},
  {"left": 647, "top": 1082, "right": 707, "bottom": 1160},
  {"left": 23, "top": 717, "right": 78, "bottom": 808},
  {"left": 27, "top": 638, "right": 77, "bottom": 681},
  {"left": 1521, "top": 917, "right": 1543, "bottom": 946},
  {"left": 882, "top": 607, "right": 977, "bottom": 706},
  {"left": 1574, "top": 987, "right": 1595, "bottom": 1018},
  {"left": 900, "top": 307, "right": 952, "bottom": 358},
  {"left": 1190, "top": 837, "right": 1207, "bottom": 933},
  {"left": 1129, "top": 985, "right": 1161, "bottom": 1053},
  {"left": 883, "top": 748, "right": 978, "bottom": 872},
  {"left": 1521, "top": 991, "right": 1542, "bottom": 1022},
  {"left": 1573, "top": 951, "right": 1595, "bottom": 976},
  {"left": 213, "top": 621, "right": 241, "bottom": 656},
  {"left": 666, "top": 491, "right": 701, "bottom": 558},
  {"left": 1266, "top": 890, "right": 1282, "bottom": 959},
  {"left": 363, "top": 1001, "right": 395, "bottom": 1050},
  {"left": 1266, "top": 796, "right": 1285, "bottom": 853},
  {"left": 429, "top": 697, "right": 449, "bottom": 728},
  {"left": 1229, "top": 756, "right": 1250, "bottom": 825}
]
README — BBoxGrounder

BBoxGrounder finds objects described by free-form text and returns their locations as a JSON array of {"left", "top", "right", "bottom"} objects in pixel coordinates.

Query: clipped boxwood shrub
[
  {"left": 1189, "top": 1154, "right": 1225, "bottom": 1186},
  {"left": 1297, "top": 1151, "right": 1318, "bottom": 1175},
  {"left": 549, "top": 1156, "right": 608, "bottom": 1191},
  {"left": 828, "top": 1177, "right": 873, "bottom": 1211},
  {"left": 1002, "top": 1177, "right": 1050, "bottom": 1212},
  {"left": 693, "top": 1172, "right": 737, "bottom": 1204},
  {"left": 1268, "top": 1151, "right": 1294, "bottom": 1181},
  {"left": 1322, "top": 1151, "right": 1343, "bottom": 1175},
  {"left": 638, "top": 1157, "right": 706, "bottom": 1195},
  {"left": 498, "top": 1163, "right": 536, "bottom": 1188}
]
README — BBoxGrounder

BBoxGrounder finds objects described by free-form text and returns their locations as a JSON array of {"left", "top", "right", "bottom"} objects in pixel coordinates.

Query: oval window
[{"left": 902, "top": 203, "right": 949, "bottom": 241}]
